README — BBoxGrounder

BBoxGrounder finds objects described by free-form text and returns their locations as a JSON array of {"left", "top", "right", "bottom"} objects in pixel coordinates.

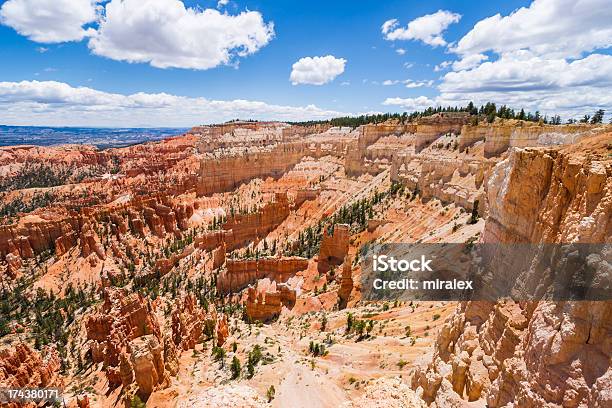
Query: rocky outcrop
[
  {"left": 171, "top": 294, "right": 205, "bottom": 351},
  {"left": 196, "top": 143, "right": 308, "bottom": 196},
  {"left": 216, "top": 314, "right": 229, "bottom": 347},
  {"left": 217, "top": 256, "right": 308, "bottom": 294},
  {"left": 85, "top": 288, "right": 161, "bottom": 385},
  {"left": 414, "top": 112, "right": 469, "bottom": 152},
  {"left": 129, "top": 335, "right": 167, "bottom": 398},
  {"left": 392, "top": 153, "right": 492, "bottom": 213},
  {"left": 294, "top": 188, "right": 320, "bottom": 207},
  {"left": 318, "top": 224, "right": 349, "bottom": 273},
  {"left": 223, "top": 192, "right": 290, "bottom": 250},
  {"left": 458, "top": 120, "right": 601, "bottom": 157},
  {"left": 345, "top": 123, "right": 415, "bottom": 176},
  {"left": 0, "top": 214, "right": 79, "bottom": 258},
  {"left": 0, "top": 343, "right": 62, "bottom": 392},
  {"left": 411, "top": 144, "right": 611, "bottom": 407},
  {"left": 338, "top": 256, "right": 354, "bottom": 309},
  {"left": 245, "top": 278, "right": 298, "bottom": 321}
]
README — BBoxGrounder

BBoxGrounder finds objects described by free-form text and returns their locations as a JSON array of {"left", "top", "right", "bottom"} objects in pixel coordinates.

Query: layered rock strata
[
  {"left": 217, "top": 256, "right": 308, "bottom": 294},
  {"left": 411, "top": 144, "right": 611, "bottom": 407}
]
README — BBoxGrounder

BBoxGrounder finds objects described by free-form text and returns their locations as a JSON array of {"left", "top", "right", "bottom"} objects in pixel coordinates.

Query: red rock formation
[
  {"left": 171, "top": 294, "right": 205, "bottom": 351},
  {"left": 217, "top": 256, "right": 308, "bottom": 294},
  {"left": 318, "top": 224, "right": 349, "bottom": 273},
  {"left": 129, "top": 335, "right": 167, "bottom": 399},
  {"left": 294, "top": 188, "right": 320, "bottom": 207},
  {"left": 0, "top": 343, "right": 63, "bottom": 408},
  {"left": 414, "top": 112, "right": 468, "bottom": 152},
  {"left": 411, "top": 143, "right": 611, "bottom": 407},
  {"left": 196, "top": 143, "right": 308, "bottom": 196},
  {"left": 338, "top": 256, "right": 354, "bottom": 309},
  {"left": 223, "top": 192, "right": 290, "bottom": 250},
  {"left": 245, "top": 279, "right": 297, "bottom": 321},
  {"left": 76, "top": 394, "right": 90, "bottom": 408},
  {"left": 216, "top": 314, "right": 229, "bottom": 347},
  {"left": 212, "top": 243, "right": 226, "bottom": 269},
  {"left": 345, "top": 123, "right": 415, "bottom": 176},
  {"left": 85, "top": 288, "right": 161, "bottom": 384}
]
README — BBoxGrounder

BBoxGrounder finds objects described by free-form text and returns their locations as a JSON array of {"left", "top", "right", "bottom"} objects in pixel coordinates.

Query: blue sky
[{"left": 0, "top": 0, "right": 610, "bottom": 126}]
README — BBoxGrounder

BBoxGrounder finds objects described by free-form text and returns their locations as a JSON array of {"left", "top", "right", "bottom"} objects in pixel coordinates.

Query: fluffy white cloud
[
  {"left": 0, "top": 0, "right": 99, "bottom": 43},
  {"left": 452, "top": 54, "right": 488, "bottom": 71},
  {"left": 1, "top": 0, "right": 274, "bottom": 70},
  {"left": 395, "top": 48, "right": 406, "bottom": 55},
  {"left": 453, "top": 0, "right": 612, "bottom": 59},
  {"left": 422, "top": 0, "right": 612, "bottom": 119},
  {"left": 382, "top": 96, "right": 436, "bottom": 111},
  {"left": 0, "top": 80, "right": 348, "bottom": 126},
  {"left": 89, "top": 0, "right": 274, "bottom": 70},
  {"left": 437, "top": 52, "right": 612, "bottom": 117},
  {"left": 290, "top": 55, "right": 346, "bottom": 85},
  {"left": 382, "top": 10, "right": 461, "bottom": 47}
]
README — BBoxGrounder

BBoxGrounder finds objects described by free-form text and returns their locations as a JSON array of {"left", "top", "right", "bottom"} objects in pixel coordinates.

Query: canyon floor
[{"left": 0, "top": 116, "right": 610, "bottom": 407}]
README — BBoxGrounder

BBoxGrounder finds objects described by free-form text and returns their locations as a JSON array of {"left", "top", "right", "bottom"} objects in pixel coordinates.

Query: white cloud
[
  {"left": 290, "top": 55, "right": 346, "bottom": 85},
  {"left": 452, "top": 53, "right": 488, "bottom": 71},
  {"left": 382, "top": 79, "right": 433, "bottom": 88},
  {"left": 434, "top": 60, "right": 452, "bottom": 72},
  {"left": 1, "top": 0, "right": 275, "bottom": 70},
  {"left": 217, "top": 0, "right": 229, "bottom": 8},
  {"left": 427, "top": 0, "right": 612, "bottom": 119},
  {"left": 382, "top": 10, "right": 461, "bottom": 47},
  {"left": 0, "top": 80, "right": 349, "bottom": 126},
  {"left": 437, "top": 52, "right": 612, "bottom": 117},
  {"left": 0, "top": 0, "right": 99, "bottom": 43},
  {"left": 453, "top": 0, "right": 612, "bottom": 59},
  {"left": 395, "top": 48, "right": 406, "bottom": 55},
  {"left": 382, "top": 96, "right": 436, "bottom": 111},
  {"left": 403, "top": 62, "right": 414, "bottom": 69},
  {"left": 405, "top": 80, "right": 433, "bottom": 88},
  {"left": 36, "top": 47, "right": 49, "bottom": 53},
  {"left": 89, "top": 0, "right": 274, "bottom": 70}
]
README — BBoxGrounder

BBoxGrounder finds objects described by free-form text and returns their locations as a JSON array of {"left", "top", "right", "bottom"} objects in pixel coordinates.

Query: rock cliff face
[
  {"left": 391, "top": 153, "right": 492, "bottom": 213},
  {"left": 171, "top": 294, "right": 206, "bottom": 351},
  {"left": 245, "top": 278, "right": 297, "bottom": 321},
  {"left": 459, "top": 120, "right": 600, "bottom": 157},
  {"left": 0, "top": 343, "right": 62, "bottom": 397},
  {"left": 414, "top": 112, "right": 469, "bottom": 153},
  {"left": 337, "top": 256, "right": 354, "bottom": 309},
  {"left": 318, "top": 224, "right": 350, "bottom": 273},
  {"left": 217, "top": 256, "right": 308, "bottom": 294},
  {"left": 345, "top": 123, "right": 415, "bottom": 176},
  {"left": 222, "top": 192, "right": 291, "bottom": 250},
  {"left": 411, "top": 144, "right": 611, "bottom": 407},
  {"left": 86, "top": 288, "right": 161, "bottom": 377},
  {"left": 196, "top": 143, "right": 308, "bottom": 196}
]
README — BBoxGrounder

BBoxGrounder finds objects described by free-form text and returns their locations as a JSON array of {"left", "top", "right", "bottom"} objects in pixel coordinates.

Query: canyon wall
[
  {"left": 391, "top": 154, "right": 492, "bottom": 213},
  {"left": 217, "top": 256, "right": 308, "bottom": 294},
  {"left": 414, "top": 112, "right": 469, "bottom": 153},
  {"left": 411, "top": 144, "right": 611, "bottom": 407},
  {"left": 459, "top": 120, "right": 600, "bottom": 157},
  {"left": 245, "top": 278, "right": 297, "bottom": 321},
  {"left": 345, "top": 123, "right": 415, "bottom": 176},
  {"left": 196, "top": 143, "right": 308, "bottom": 196},
  {"left": 318, "top": 224, "right": 350, "bottom": 273}
]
